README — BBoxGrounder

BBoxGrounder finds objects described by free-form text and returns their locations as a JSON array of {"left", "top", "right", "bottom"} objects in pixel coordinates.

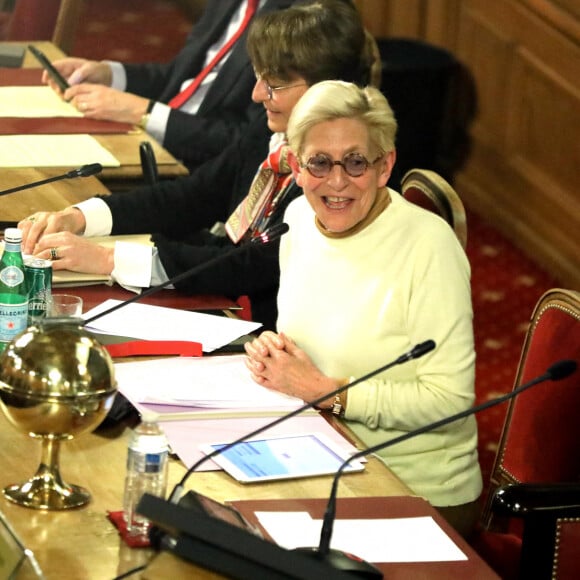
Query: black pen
[{"left": 28, "top": 45, "right": 70, "bottom": 93}]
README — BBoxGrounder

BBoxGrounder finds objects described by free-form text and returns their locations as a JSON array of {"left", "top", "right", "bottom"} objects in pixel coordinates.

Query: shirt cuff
[
  {"left": 111, "top": 242, "right": 152, "bottom": 290},
  {"left": 107, "top": 61, "right": 127, "bottom": 91},
  {"left": 74, "top": 197, "right": 113, "bottom": 237},
  {"left": 146, "top": 102, "right": 170, "bottom": 144}
]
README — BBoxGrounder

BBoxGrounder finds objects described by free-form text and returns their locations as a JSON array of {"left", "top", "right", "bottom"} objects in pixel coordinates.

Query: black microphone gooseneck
[
  {"left": 168, "top": 339, "right": 436, "bottom": 504},
  {"left": 0, "top": 163, "right": 103, "bottom": 197},
  {"left": 309, "top": 359, "right": 578, "bottom": 571},
  {"left": 83, "top": 222, "right": 290, "bottom": 326}
]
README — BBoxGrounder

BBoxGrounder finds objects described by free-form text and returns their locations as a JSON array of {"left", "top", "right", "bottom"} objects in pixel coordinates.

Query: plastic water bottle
[
  {"left": 123, "top": 412, "right": 169, "bottom": 539},
  {"left": 0, "top": 228, "right": 28, "bottom": 353}
]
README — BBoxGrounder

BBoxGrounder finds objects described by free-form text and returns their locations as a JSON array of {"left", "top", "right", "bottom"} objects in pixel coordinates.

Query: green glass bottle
[{"left": 0, "top": 228, "right": 29, "bottom": 353}]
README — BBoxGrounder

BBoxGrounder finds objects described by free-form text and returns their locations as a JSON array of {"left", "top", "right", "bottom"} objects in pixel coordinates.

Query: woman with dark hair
[{"left": 19, "top": 0, "right": 372, "bottom": 330}]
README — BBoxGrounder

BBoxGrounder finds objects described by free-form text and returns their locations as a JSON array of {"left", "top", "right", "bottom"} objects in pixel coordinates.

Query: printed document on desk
[
  {"left": 0, "top": 86, "right": 82, "bottom": 117},
  {"left": 115, "top": 355, "right": 302, "bottom": 415},
  {"left": 85, "top": 301, "right": 261, "bottom": 352},
  {"left": 0, "top": 134, "right": 120, "bottom": 168},
  {"left": 255, "top": 512, "right": 467, "bottom": 563},
  {"left": 114, "top": 355, "right": 360, "bottom": 471}
]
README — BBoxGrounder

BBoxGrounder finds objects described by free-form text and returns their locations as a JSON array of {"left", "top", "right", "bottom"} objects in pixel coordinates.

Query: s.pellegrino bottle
[
  {"left": 123, "top": 412, "right": 169, "bottom": 540},
  {"left": 0, "top": 228, "right": 29, "bottom": 353}
]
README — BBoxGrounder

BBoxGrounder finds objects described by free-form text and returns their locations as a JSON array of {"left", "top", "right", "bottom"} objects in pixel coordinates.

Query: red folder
[
  {"left": 230, "top": 496, "right": 499, "bottom": 579},
  {"left": 104, "top": 340, "right": 202, "bottom": 358},
  {"left": 0, "top": 67, "right": 43, "bottom": 86},
  {"left": 0, "top": 117, "right": 133, "bottom": 135}
]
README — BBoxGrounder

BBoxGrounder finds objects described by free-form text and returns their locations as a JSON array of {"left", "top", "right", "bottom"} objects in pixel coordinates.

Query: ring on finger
[
  {"left": 50, "top": 247, "right": 59, "bottom": 261},
  {"left": 27, "top": 216, "right": 36, "bottom": 222}
]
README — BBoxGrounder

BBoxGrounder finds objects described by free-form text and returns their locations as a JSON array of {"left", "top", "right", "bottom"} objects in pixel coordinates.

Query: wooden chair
[
  {"left": 401, "top": 168, "right": 467, "bottom": 249},
  {"left": 471, "top": 288, "right": 580, "bottom": 579},
  {"left": 52, "top": 0, "right": 84, "bottom": 53},
  {"left": 1, "top": 0, "right": 84, "bottom": 53}
]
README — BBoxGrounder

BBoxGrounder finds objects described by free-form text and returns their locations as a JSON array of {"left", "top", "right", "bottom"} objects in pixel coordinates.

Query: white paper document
[
  {"left": 0, "top": 134, "right": 121, "bottom": 168},
  {"left": 115, "top": 355, "right": 302, "bottom": 409},
  {"left": 84, "top": 299, "right": 261, "bottom": 352},
  {"left": 0, "top": 86, "right": 83, "bottom": 117},
  {"left": 255, "top": 512, "right": 468, "bottom": 563}
]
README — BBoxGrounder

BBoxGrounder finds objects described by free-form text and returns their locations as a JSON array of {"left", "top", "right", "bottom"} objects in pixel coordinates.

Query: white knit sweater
[{"left": 277, "top": 190, "right": 482, "bottom": 506}]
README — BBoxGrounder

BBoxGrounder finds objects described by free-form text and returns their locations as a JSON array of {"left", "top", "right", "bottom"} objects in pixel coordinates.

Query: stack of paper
[
  {"left": 115, "top": 355, "right": 305, "bottom": 418},
  {"left": 113, "top": 354, "right": 359, "bottom": 472}
]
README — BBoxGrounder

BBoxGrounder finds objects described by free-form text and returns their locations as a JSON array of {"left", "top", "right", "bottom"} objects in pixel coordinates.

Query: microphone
[
  {"left": 0, "top": 163, "right": 103, "bottom": 197},
  {"left": 137, "top": 341, "right": 435, "bottom": 579},
  {"left": 82, "top": 222, "right": 290, "bottom": 326},
  {"left": 297, "top": 359, "right": 578, "bottom": 577}
]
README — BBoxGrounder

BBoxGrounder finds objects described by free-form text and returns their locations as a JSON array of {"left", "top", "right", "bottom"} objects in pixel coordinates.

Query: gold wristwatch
[{"left": 138, "top": 100, "right": 155, "bottom": 129}]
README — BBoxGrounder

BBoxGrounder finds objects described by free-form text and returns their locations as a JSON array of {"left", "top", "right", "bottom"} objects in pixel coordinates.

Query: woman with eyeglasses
[
  {"left": 18, "top": 0, "right": 372, "bottom": 331},
  {"left": 245, "top": 80, "right": 483, "bottom": 537}
]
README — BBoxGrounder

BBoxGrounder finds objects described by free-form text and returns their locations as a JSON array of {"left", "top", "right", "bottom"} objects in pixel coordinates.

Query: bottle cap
[
  {"left": 140, "top": 410, "right": 160, "bottom": 424},
  {"left": 4, "top": 228, "right": 23, "bottom": 243}
]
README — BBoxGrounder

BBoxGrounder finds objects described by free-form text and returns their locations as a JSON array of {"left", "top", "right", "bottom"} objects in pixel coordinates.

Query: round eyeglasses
[
  {"left": 301, "top": 152, "right": 384, "bottom": 178},
  {"left": 255, "top": 75, "right": 307, "bottom": 100}
]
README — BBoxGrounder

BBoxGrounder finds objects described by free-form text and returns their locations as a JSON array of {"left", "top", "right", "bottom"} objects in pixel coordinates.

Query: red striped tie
[{"left": 168, "top": 0, "right": 259, "bottom": 109}]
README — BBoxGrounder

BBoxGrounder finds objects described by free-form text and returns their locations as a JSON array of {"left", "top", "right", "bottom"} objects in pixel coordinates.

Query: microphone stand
[
  {"left": 300, "top": 359, "right": 577, "bottom": 577},
  {"left": 0, "top": 163, "right": 103, "bottom": 197},
  {"left": 136, "top": 341, "right": 436, "bottom": 580}
]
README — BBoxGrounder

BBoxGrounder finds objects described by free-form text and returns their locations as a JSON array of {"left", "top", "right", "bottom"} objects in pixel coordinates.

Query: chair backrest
[
  {"left": 377, "top": 38, "right": 477, "bottom": 190},
  {"left": 52, "top": 0, "right": 84, "bottom": 53},
  {"left": 4, "top": 0, "right": 83, "bottom": 53},
  {"left": 482, "top": 288, "right": 580, "bottom": 528},
  {"left": 401, "top": 168, "right": 468, "bottom": 249}
]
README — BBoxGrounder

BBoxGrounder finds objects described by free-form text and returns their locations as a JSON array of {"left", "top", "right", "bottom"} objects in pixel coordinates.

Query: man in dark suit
[{"left": 43, "top": 0, "right": 295, "bottom": 172}]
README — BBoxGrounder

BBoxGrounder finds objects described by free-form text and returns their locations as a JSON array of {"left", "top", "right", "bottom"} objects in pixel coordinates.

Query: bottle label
[
  {"left": 0, "top": 301, "right": 28, "bottom": 342},
  {"left": 0, "top": 266, "right": 25, "bottom": 288},
  {"left": 127, "top": 449, "right": 168, "bottom": 474}
]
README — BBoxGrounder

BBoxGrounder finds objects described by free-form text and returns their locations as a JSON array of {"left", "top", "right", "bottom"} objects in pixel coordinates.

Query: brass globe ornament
[{"left": 0, "top": 317, "right": 117, "bottom": 509}]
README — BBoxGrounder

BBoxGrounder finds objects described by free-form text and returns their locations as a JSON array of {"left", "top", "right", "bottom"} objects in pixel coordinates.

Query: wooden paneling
[
  {"left": 358, "top": 0, "right": 580, "bottom": 287},
  {"left": 453, "top": 0, "right": 580, "bottom": 286},
  {"left": 354, "top": 0, "right": 422, "bottom": 38}
]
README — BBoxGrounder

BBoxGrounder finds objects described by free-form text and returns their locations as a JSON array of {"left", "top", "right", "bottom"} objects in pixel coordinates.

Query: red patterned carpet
[
  {"left": 72, "top": 0, "right": 191, "bottom": 63},
  {"left": 73, "top": 0, "right": 560, "bottom": 500}
]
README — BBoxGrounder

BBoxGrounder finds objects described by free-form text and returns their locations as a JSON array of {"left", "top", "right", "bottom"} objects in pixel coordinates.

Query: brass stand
[{"left": 3, "top": 436, "right": 90, "bottom": 510}]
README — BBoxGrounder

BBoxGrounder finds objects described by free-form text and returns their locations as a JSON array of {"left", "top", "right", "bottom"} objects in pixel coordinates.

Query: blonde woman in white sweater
[{"left": 244, "top": 80, "right": 482, "bottom": 537}]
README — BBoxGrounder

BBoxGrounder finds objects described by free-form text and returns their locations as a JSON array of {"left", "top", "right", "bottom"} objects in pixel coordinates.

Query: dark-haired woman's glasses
[
  {"left": 255, "top": 75, "right": 307, "bottom": 100},
  {"left": 302, "top": 152, "right": 383, "bottom": 178}
]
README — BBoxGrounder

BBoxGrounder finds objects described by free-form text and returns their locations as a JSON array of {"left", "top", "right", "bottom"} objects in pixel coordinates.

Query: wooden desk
[
  {"left": 0, "top": 416, "right": 411, "bottom": 579},
  {"left": 4, "top": 42, "right": 189, "bottom": 188},
  {"left": 0, "top": 167, "right": 109, "bottom": 223}
]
